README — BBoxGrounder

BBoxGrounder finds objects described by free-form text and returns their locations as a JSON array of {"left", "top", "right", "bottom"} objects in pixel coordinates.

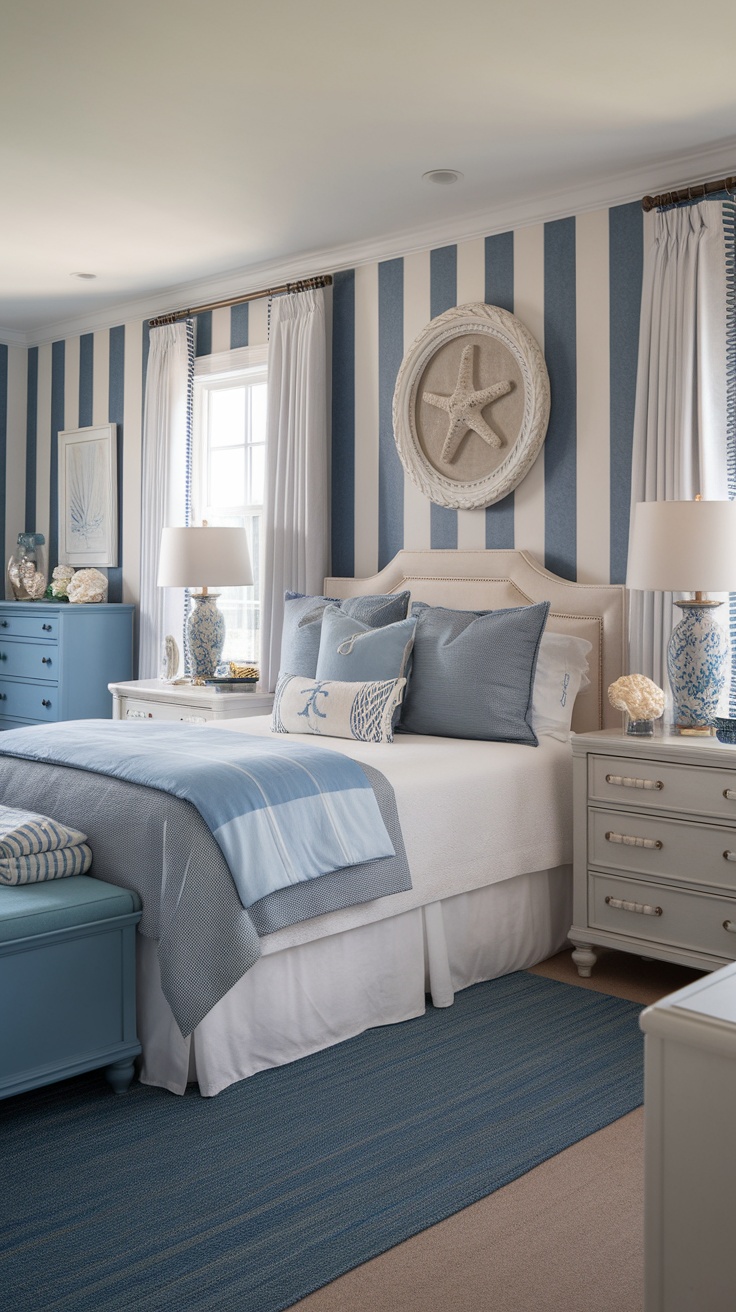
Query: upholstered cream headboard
[{"left": 325, "top": 549, "right": 627, "bottom": 732}]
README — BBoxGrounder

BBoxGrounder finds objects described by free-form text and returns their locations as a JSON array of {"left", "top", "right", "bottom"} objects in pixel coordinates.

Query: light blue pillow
[
  {"left": 400, "top": 601, "right": 550, "bottom": 744},
  {"left": 272, "top": 674, "right": 406, "bottom": 744},
  {"left": 280, "top": 591, "right": 411, "bottom": 679},
  {"left": 316, "top": 606, "right": 417, "bottom": 683}
]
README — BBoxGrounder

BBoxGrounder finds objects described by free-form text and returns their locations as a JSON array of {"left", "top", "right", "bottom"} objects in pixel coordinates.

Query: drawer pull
[
  {"left": 41, "top": 699, "right": 51, "bottom": 708},
  {"left": 41, "top": 623, "right": 52, "bottom": 631},
  {"left": 41, "top": 656, "right": 51, "bottom": 665},
  {"left": 606, "top": 773, "right": 663, "bottom": 791},
  {"left": 605, "top": 895, "right": 663, "bottom": 917},
  {"left": 0, "top": 621, "right": 7, "bottom": 628},
  {"left": 0, "top": 653, "right": 6, "bottom": 661},
  {"left": 0, "top": 693, "right": 6, "bottom": 701},
  {"left": 724, "top": 789, "right": 736, "bottom": 801},
  {"left": 723, "top": 921, "right": 736, "bottom": 934},
  {"left": 724, "top": 851, "right": 736, "bottom": 862},
  {"left": 605, "top": 831, "right": 663, "bottom": 850}
]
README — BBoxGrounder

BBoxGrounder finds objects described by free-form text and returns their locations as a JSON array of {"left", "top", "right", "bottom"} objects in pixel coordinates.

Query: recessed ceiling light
[
  {"left": 70, "top": 272, "right": 97, "bottom": 280},
  {"left": 422, "top": 169, "right": 464, "bottom": 186}
]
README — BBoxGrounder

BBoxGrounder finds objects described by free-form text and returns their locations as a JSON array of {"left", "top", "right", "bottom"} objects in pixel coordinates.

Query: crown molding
[{"left": 11, "top": 136, "right": 736, "bottom": 350}]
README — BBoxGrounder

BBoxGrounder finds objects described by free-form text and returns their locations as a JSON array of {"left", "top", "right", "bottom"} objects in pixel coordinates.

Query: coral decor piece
[
  {"left": 67, "top": 568, "right": 109, "bottom": 604},
  {"left": 608, "top": 674, "right": 665, "bottom": 735},
  {"left": 50, "top": 565, "right": 75, "bottom": 599}
]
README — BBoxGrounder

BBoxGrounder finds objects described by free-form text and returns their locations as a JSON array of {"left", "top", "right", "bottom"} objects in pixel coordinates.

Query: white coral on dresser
[
  {"left": 608, "top": 674, "right": 665, "bottom": 721},
  {"left": 67, "top": 568, "right": 108, "bottom": 604}
]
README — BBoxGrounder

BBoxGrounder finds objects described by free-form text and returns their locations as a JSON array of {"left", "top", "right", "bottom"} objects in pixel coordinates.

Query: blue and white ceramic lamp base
[
  {"left": 187, "top": 592, "right": 226, "bottom": 679},
  {"left": 667, "top": 600, "right": 729, "bottom": 735}
]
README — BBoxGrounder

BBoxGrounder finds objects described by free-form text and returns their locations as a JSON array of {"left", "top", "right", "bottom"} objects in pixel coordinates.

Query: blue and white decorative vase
[
  {"left": 187, "top": 592, "right": 226, "bottom": 678},
  {"left": 667, "top": 600, "right": 729, "bottom": 734}
]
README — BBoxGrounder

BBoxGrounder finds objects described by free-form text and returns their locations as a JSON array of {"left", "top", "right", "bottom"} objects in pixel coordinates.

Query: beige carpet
[{"left": 293, "top": 948, "right": 702, "bottom": 1312}]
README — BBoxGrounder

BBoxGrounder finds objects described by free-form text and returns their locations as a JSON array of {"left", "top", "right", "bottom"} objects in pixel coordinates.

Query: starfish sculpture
[{"left": 423, "top": 344, "right": 513, "bottom": 464}]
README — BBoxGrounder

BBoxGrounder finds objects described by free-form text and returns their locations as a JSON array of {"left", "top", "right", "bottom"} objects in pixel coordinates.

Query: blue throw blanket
[{"left": 0, "top": 721, "right": 395, "bottom": 908}]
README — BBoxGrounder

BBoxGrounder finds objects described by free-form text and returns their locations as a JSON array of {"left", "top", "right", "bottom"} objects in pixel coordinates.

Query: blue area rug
[{"left": 0, "top": 973, "right": 643, "bottom": 1312}]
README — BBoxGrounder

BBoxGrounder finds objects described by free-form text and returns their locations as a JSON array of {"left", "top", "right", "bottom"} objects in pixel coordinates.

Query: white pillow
[
  {"left": 532, "top": 633, "right": 592, "bottom": 740},
  {"left": 272, "top": 674, "right": 406, "bottom": 744}
]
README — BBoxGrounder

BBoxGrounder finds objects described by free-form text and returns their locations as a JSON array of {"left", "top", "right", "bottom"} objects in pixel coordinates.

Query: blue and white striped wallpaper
[{"left": 0, "top": 198, "right": 643, "bottom": 622}]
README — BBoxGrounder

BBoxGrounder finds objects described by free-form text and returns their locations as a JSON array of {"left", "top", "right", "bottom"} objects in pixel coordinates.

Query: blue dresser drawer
[
  {"left": 0, "top": 613, "right": 57, "bottom": 640},
  {"left": 0, "top": 680, "right": 59, "bottom": 722},
  {"left": 0, "top": 639, "right": 58, "bottom": 682}
]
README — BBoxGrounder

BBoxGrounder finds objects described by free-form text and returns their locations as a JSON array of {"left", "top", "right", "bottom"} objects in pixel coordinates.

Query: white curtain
[
  {"left": 139, "top": 322, "right": 192, "bottom": 680},
  {"left": 629, "top": 201, "right": 731, "bottom": 688},
  {"left": 260, "top": 288, "right": 329, "bottom": 691}
]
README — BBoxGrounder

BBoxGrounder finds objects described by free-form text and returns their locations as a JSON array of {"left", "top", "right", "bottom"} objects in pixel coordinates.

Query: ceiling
[{"left": 3, "top": 0, "right": 736, "bottom": 341}]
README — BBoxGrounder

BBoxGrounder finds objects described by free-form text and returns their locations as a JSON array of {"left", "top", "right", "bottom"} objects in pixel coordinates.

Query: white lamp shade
[
  {"left": 157, "top": 526, "right": 254, "bottom": 589},
  {"left": 626, "top": 500, "right": 736, "bottom": 593}
]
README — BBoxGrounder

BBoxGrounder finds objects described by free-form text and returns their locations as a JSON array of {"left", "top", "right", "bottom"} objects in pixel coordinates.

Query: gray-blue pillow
[
  {"left": 400, "top": 601, "right": 550, "bottom": 744},
  {"left": 316, "top": 606, "right": 417, "bottom": 683},
  {"left": 280, "top": 591, "right": 411, "bottom": 679}
]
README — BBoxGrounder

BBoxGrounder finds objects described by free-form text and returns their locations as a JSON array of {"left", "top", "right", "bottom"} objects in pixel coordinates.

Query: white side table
[
  {"left": 641, "top": 962, "right": 736, "bottom": 1311},
  {"left": 108, "top": 678, "right": 274, "bottom": 724}
]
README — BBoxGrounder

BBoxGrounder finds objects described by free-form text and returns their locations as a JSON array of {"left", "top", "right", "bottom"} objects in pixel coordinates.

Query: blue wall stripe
[
  {"left": 107, "top": 325, "right": 125, "bottom": 602},
  {"left": 0, "top": 347, "right": 7, "bottom": 568},
  {"left": 484, "top": 232, "right": 516, "bottom": 548},
  {"left": 79, "top": 333, "right": 94, "bottom": 427},
  {"left": 543, "top": 219, "right": 577, "bottom": 580},
  {"left": 230, "top": 303, "right": 249, "bottom": 350},
  {"left": 609, "top": 200, "right": 643, "bottom": 585},
  {"left": 430, "top": 246, "right": 458, "bottom": 549},
  {"left": 49, "top": 340, "right": 65, "bottom": 572},
  {"left": 331, "top": 270, "right": 355, "bottom": 577},
  {"left": 25, "top": 347, "right": 38, "bottom": 533},
  {"left": 378, "top": 258, "right": 405, "bottom": 569},
  {"left": 195, "top": 312, "right": 212, "bottom": 358}
]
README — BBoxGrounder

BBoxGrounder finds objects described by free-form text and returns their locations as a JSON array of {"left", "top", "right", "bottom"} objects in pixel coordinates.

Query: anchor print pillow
[{"left": 271, "top": 674, "right": 407, "bottom": 744}]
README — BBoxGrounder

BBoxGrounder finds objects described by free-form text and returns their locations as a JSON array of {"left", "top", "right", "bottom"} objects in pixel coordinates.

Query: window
[{"left": 192, "top": 346, "right": 267, "bottom": 664}]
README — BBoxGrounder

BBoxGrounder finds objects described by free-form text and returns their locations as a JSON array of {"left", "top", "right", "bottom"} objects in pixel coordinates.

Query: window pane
[
  {"left": 209, "top": 387, "right": 245, "bottom": 446},
  {"left": 206, "top": 512, "right": 261, "bottom": 665},
  {"left": 251, "top": 384, "right": 267, "bottom": 442},
  {"left": 250, "top": 444, "right": 265, "bottom": 506},
  {"left": 209, "top": 448, "right": 245, "bottom": 507}
]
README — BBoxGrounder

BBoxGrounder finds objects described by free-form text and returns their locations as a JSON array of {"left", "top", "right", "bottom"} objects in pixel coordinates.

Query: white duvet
[{"left": 211, "top": 717, "right": 574, "bottom": 953}]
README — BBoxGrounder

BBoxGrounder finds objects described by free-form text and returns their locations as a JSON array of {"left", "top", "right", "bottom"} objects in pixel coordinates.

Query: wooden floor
[{"left": 293, "top": 947, "right": 702, "bottom": 1312}]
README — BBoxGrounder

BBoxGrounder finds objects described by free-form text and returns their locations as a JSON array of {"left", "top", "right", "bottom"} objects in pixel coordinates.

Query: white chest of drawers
[
  {"left": 109, "top": 678, "right": 274, "bottom": 724},
  {"left": 570, "top": 730, "right": 736, "bottom": 976}
]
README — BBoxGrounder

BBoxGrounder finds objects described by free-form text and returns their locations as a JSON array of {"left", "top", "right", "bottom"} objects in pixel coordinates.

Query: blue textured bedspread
[{"left": 0, "top": 720, "right": 395, "bottom": 908}]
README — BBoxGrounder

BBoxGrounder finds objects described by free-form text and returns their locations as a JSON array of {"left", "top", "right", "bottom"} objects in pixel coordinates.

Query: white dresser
[
  {"left": 640, "top": 962, "right": 736, "bottom": 1312},
  {"left": 109, "top": 678, "right": 273, "bottom": 724},
  {"left": 570, "top": 729, "right": 736, "bottom": 977}
]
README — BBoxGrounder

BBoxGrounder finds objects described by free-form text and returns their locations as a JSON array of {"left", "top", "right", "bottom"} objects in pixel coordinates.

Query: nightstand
[
  {"left": 570, "top": 729, "right": 736, "bottom": 977},
  {"left": 108, "top": 678, "right": 274, "bottom": 724}
]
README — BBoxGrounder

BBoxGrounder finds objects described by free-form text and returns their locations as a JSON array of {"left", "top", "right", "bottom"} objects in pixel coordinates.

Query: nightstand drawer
[
  {"left": 0, "top": 680, "right": 59, "bottom": 722},
  {"left": 121, "top": 698, "right": 208, "bottom": 724},
  {"left": 589, "top": 753, "right": 736, "bottom": 822},
  {"left": 0, "top": 640, "right": 58, "bottom": 682},
  {"left": 0, "top": 613, "right": 58, "bottom": 641},
  {"left": 589, "top": 807, "right": 736, "bottom": 894},
  {"left": 589, "top": 871, "right": 736, "bottom": 961}
]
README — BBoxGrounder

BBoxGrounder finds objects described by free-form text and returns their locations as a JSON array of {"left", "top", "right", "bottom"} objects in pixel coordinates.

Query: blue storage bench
[{"left": 0, "top": 876, "right": 142, "bottom": 1099}]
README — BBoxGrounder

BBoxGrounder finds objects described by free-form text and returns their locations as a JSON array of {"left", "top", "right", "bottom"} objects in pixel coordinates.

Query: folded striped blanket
[{"left": 0, "top": 804, "right": 92, "bottom": 885}]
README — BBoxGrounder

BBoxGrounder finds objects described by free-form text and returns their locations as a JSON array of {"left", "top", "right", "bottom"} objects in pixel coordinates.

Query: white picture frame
[{"left": 58, "top": 423, "right": 118, "bottom": 567}]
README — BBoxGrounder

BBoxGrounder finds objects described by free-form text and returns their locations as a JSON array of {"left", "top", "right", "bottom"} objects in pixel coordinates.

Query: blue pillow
[
  {"left": 400, "top": 601, "right": 550, "bottom": 744},
  {"left": 316, "top": 606, "right": 417, "bottom": 683},
  {"left": 280, "top": 591, "right": 411, "bottom": 679}
]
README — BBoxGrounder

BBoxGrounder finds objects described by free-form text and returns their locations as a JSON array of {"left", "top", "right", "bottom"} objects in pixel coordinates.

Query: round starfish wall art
[{"left": 392, "top": 302, "right": 550, "bottom": 509}]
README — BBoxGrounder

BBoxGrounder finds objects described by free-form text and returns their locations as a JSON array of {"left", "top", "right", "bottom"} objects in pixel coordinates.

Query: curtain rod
[
  {"left": 148, "top": 274, "right": 333, "bottom": 328},
  {"left": 642, "top": 175, "right": 736, "bottom": 212}
]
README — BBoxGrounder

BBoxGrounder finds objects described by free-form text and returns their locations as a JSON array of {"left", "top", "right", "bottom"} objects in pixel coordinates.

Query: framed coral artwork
[{"left": 58, "top": 423, "right": 118, "bottom": 567}]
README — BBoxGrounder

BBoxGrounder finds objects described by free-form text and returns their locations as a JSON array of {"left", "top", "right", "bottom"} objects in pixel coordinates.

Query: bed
[{"left": 0, "top": 549, "right": 626, "bottom": 1096}]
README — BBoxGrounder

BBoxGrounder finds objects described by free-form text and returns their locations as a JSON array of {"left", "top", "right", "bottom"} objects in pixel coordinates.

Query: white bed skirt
[{"left": 138, "top": 865, "right": 572, "bottom": 1096}]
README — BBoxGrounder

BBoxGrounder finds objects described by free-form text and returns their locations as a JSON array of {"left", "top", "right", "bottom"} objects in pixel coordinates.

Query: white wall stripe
[
  {"left": 92, "top": 329, "right": 110, "bottom": 427},
  {"left": 5, "top": 346, "right": 27, "bottom": 593},
  {"left": 211, "top": 307, "right": 230, "bottom": 355},
  {"left": 512, "top": 224, "right": 546, "bottom": 562},
  {"left": 248, "top": 297, "right": 269, "bottom": 347},
  {"left": 122, "top": 319, "right": 143, "bottom": 607},
  {"left": 575, "top": 208, "right": 611, "bottom": 584},
  {"left": 63, "top": 335, "right": 80, "bottom": 432},
  {"left": 455, "top": 236, "right": 488, "bottom": 550},
  {"left": 402, "top": 250, "right": 431, "bottom": 551},
  {"left": 34, "top": 344, "right": 52, "bottom": 545},
  {"left": 353, "top": 264, "right": 379, "bottom": 576}
]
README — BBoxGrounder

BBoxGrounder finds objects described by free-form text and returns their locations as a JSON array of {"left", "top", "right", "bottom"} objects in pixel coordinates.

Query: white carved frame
[{"left": 392, "top": 302, "right": 551, "bottom": 510}]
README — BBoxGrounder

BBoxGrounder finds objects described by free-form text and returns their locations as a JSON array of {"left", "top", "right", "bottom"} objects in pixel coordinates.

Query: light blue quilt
[{"left": 0, "top": 720, "right": 395, "bottom": 908}]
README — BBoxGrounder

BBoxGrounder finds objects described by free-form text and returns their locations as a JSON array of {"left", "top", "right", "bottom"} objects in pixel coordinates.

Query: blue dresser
[{"left": 0, "top": 602, "right": 134, "bottom": 729}]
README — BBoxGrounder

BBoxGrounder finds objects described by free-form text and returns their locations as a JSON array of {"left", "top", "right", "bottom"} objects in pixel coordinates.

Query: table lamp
[
  {"left": 157, "top": 525, "right": 253, "bottom": 678},
  {"left": 627, "top": 498, "right": 736, "bottom": 734}
]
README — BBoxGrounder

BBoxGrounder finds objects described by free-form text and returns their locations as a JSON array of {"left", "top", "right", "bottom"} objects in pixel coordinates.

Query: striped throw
[
  {"left": 0, "top": 843, "right": 93, "bottom": 885},
  {"left": 0, "top": 805, "right": 89, "bottom": 858}
]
